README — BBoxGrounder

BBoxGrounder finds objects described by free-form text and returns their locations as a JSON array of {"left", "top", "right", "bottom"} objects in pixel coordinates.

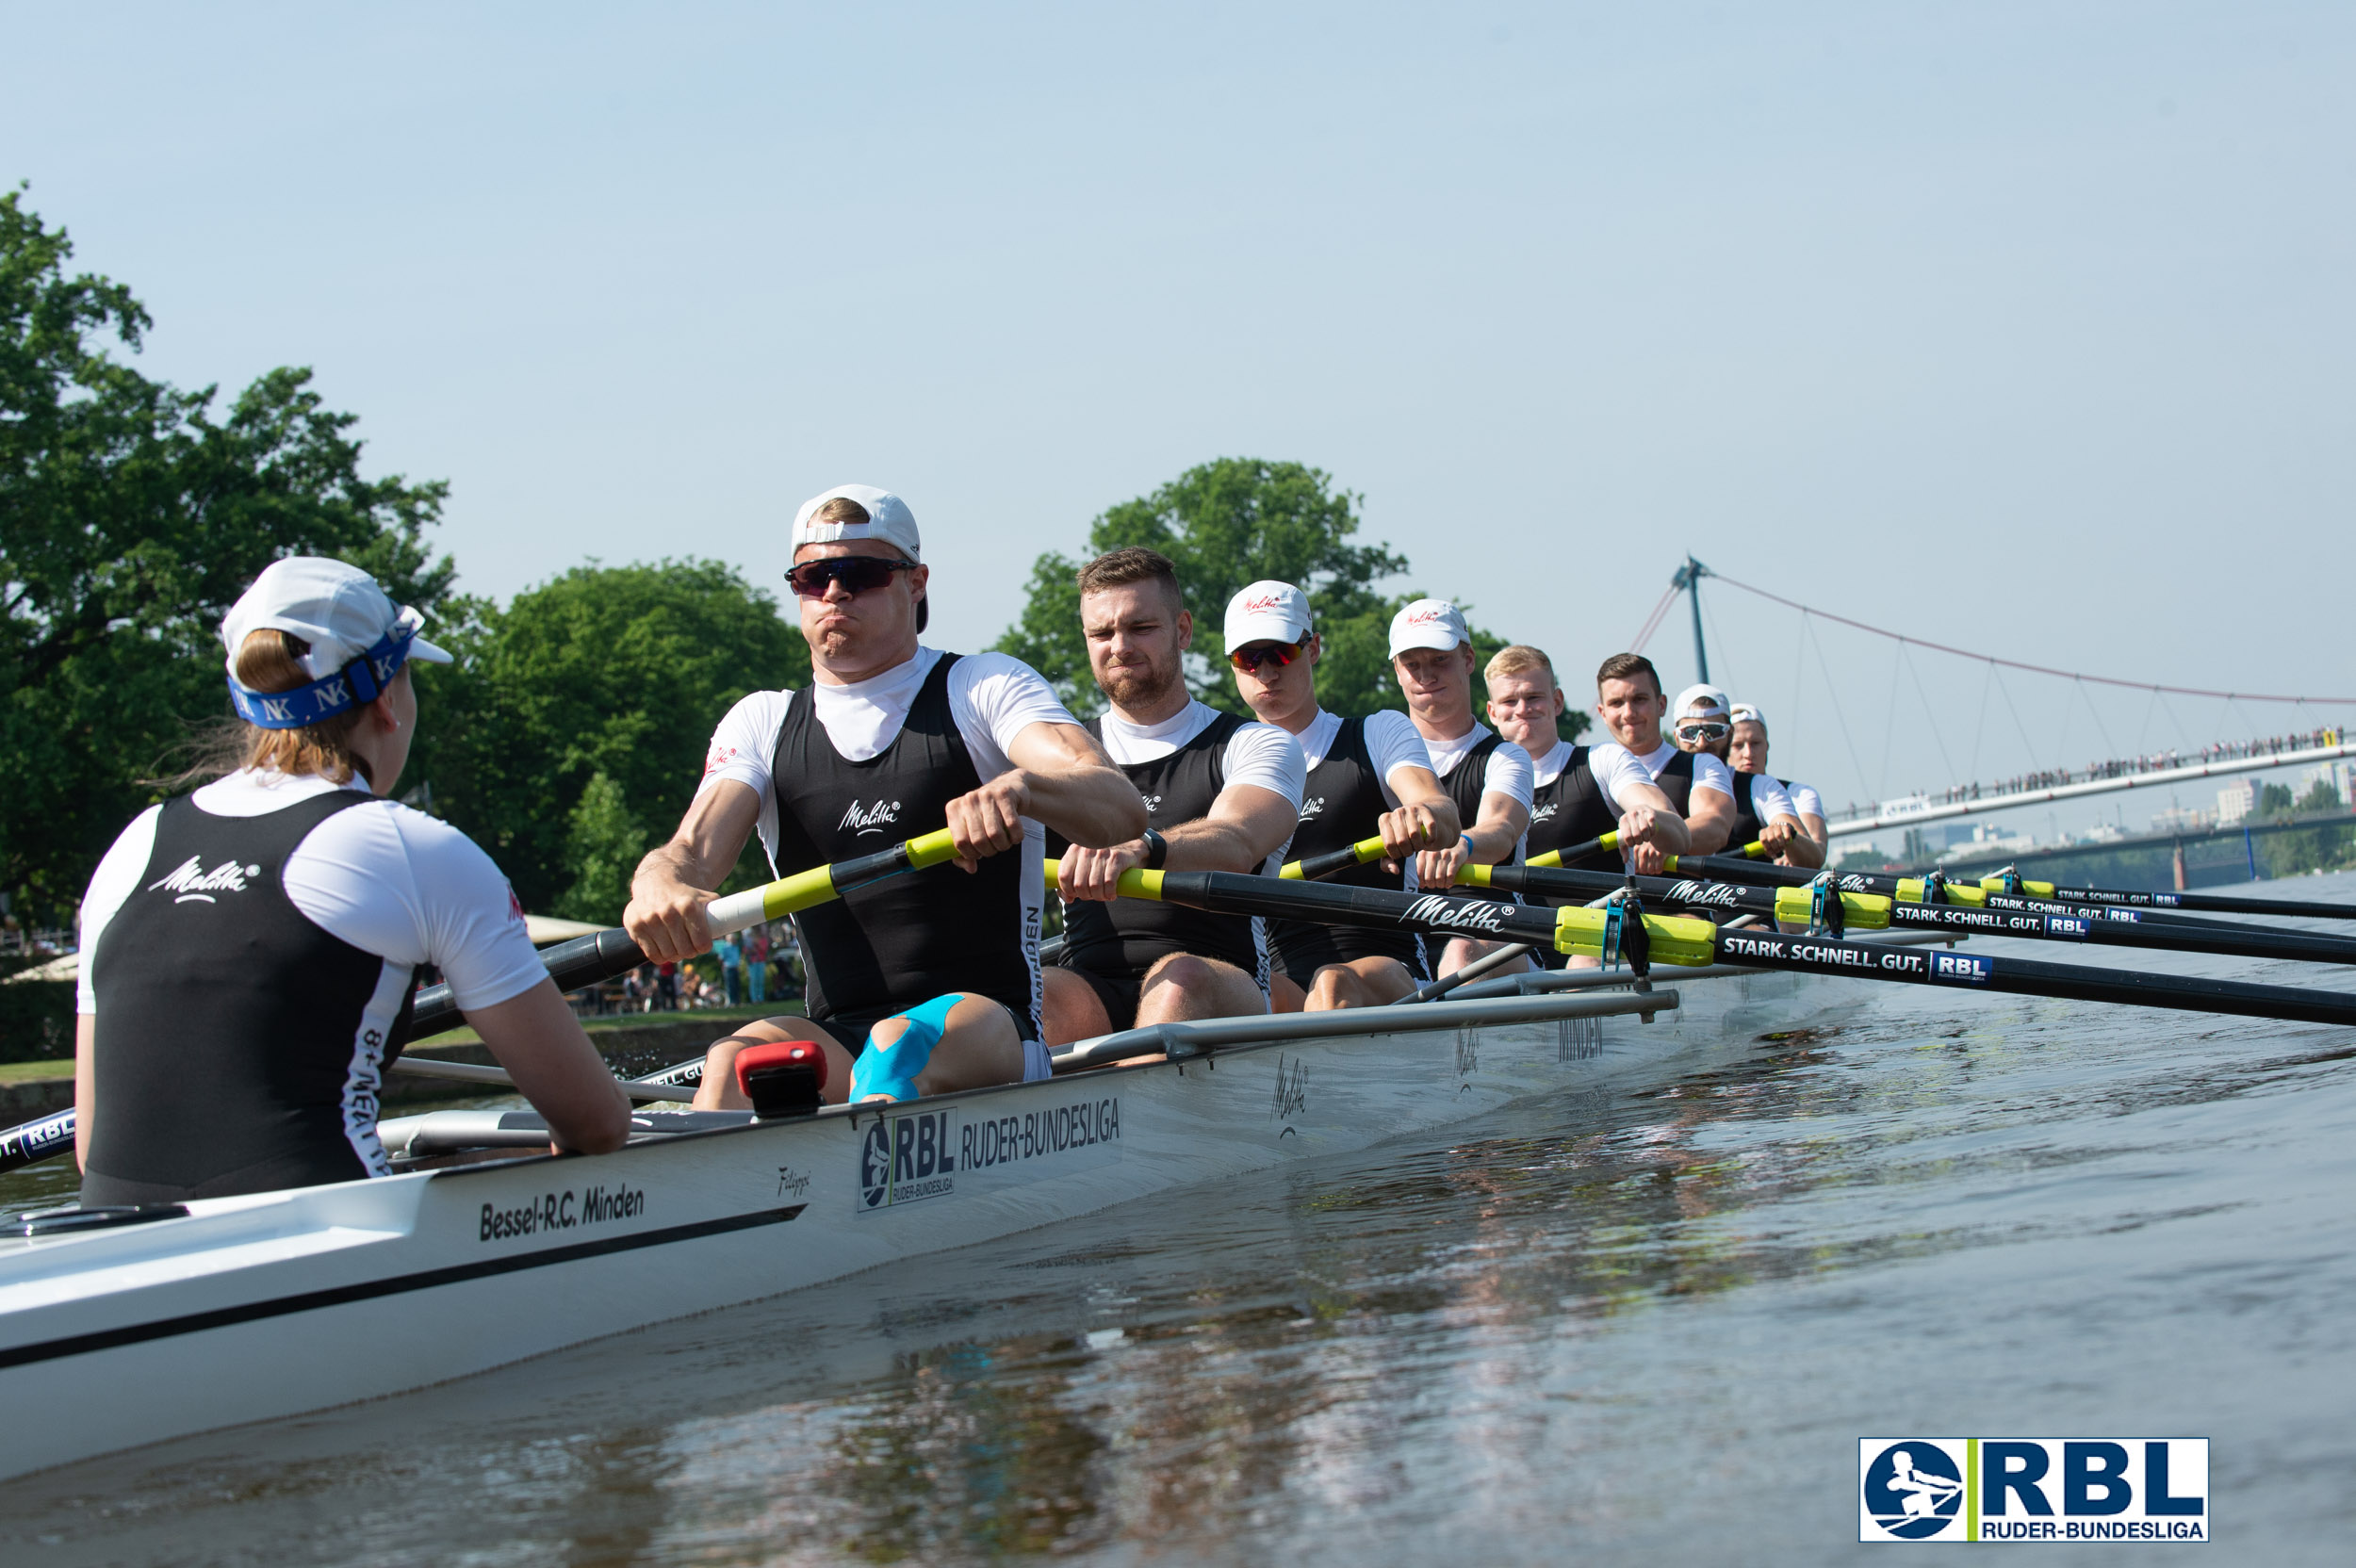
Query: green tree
[
  {"left": 555, "top": 771, "right": 647, "bottom": 923},
  {"left": 995, "top": 457, "right": 1584, "bottom": 739},
  {"left": 0, "top": 189, "right": 452, "bottom": 922},
  {"left": 415, "top": 559, "right": 809, "bottom": 918},
  {"left": 2258, "top": 781, "right": 2296, "bottom": 817}
]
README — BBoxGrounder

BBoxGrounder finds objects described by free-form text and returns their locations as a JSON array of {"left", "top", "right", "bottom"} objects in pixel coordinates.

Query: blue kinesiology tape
[{"left": 848, "top": 992, "right": 963, "bottom": 1102}]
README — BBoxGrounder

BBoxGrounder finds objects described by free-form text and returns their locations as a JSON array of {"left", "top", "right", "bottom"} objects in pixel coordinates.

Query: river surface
[{"left": 6, "top": 872, "right": 2355, "bottom": 1564}]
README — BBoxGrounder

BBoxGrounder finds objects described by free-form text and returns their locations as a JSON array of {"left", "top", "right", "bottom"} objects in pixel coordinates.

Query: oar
[
  {"left": 1528, "top": 831, "right": 1619, "bottom": 870},
  {"left": 0, "top": 829, "right": 964, "bottom": 1176},
  {"left": 1283, "top": 826, "right": 1625, "bottom": 880},
  {"left": 1659, "top": 850, "right": 2356, "bottom": 945},
  {"left": 405, "top": 827, "right": 962, "bottom": 1035},
  {"left": 1464, "top": 861, "right": 2356, "bottom": 969},
  {"left": 1046, "top": 862, "right": 2356, "bottom": 1027}
]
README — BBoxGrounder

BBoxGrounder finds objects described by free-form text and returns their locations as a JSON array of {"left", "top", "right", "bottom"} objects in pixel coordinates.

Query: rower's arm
[
  {"left": 1055, "top": 784, "right": 1296, "bottom": 902},
  {"left": 994, "top": 720, "right": 1150, "bottom": 851},
  {"left": 1464, "top": 790, "right": 1530, "bottom": 865},
  {"left": 1683, "top": 784, "right": 1739, "bottom": 856},
  {"left": 73, "top": 1015, "right": 94, "bottom": 1170},
  {"left": 465, "top": 982, "right": 633, "bottom": 1154},
  {"left": 1613, "top": 778, "right": 1691, "bottom": 856},
  {"left": 1377, "top": 765, "right": 1461, "bottom": 865},
  {"left": 1760, "top": 813, "right": 1825, "bottom": 869},
  {"left": 626, "top": 779, "right": 762, "bottom": 963}
]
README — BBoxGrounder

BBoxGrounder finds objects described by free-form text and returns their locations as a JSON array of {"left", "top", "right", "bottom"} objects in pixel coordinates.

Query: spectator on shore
[
  {"left": 746, "top": 927, "right": 770, "bottom": 1004},
  {"left": 713, "top": 931, "right": 744, "bottom": 1006}
]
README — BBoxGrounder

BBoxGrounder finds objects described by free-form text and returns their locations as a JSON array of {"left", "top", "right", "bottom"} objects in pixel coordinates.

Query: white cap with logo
[
  {"left": 1387, "top": 598, "right": 1471, "bottom": 657},
  {"left": 792, "top": 483, "right": 922, "bottom": 562},
  {"left": 1224, "top": 580, "right": 1314, "bottom": 649},
  {"left": 1672, "top": 684, "right": 1731, "bottom": 723},
  {"left": 221, "top": 557, "right": 452, "bottom": 681}
]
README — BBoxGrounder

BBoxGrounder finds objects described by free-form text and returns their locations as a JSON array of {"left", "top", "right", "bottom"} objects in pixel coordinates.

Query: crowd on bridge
[{"left": 1828, "top": 727, "right": 2345, "bottom": 824}]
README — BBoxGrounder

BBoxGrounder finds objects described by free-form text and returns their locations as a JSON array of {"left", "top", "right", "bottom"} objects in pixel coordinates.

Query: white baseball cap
[
  {"left": 1728, "top": 703, "right": 1767, "bottom": 730},
  {"left": 1672, "top": 683, "right": 1731, "bottom": 722},
  {"left": 1224, "top": 580, "right": 1313, "bottom": 649},
  {"left": 1387, "top": 598, "right": 1470, "bottom": 658},
  {"left": 792, "top": 483, "right": 922, "bottom": 562},
  {"left": 221, "top": 557, "right": 451, "bottom": 682}
]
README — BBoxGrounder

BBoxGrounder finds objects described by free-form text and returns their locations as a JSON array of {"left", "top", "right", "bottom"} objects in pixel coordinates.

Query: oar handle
[
  {"left": 705, "top": 827, "right": 960, "bottom": 931},
  {"left": 1528, "top": 830, "right": 1618, "bottom": 871},
  {"left": 1042, "top": 858, "right": 1165, "bottom": 900},
  {"left": 1281, "top": 837, "right": 1386, "bottom": 881}
]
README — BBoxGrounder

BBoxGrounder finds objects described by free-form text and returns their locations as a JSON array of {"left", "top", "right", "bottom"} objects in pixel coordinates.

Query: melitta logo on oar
[
  {"left": 1399, "top": 894, "right": 1512, "bottom": 933},
  {"left": 1664, "top": 879, "right": 1743, "bottom": 907}
]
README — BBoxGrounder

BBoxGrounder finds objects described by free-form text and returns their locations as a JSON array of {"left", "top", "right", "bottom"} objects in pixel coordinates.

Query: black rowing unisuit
[
  {"left": 1270, "top": 715, "right": 1425, "bottom": 983},
  {"left": 1648, "top": 747, "right": 1699, "bottom": 814},
  {"left": 1437, "top": 729, "right": 1522, "bottom": 907},
  {"left": 1726, "top": 767, "right": 1770, "bottom": 849},
  {"left": 1055, "top": 710, "right": 1270, "bottom": 986},
  {"left": 1528, "top": 745, "right": 1621, "bottom": 876},
  {"left": 770, "top": 654, "right": 1039, "bottom": 1043},
  {"left": 83, "top": 791, "right": 416, "bottom": 1203}
]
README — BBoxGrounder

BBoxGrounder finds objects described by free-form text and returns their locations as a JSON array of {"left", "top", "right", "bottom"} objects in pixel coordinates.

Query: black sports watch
[{"left": 1140, "top": 827, "right": 1170, "bottom": 871}]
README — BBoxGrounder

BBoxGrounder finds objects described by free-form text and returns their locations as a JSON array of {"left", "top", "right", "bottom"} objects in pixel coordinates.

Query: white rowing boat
[{"left": 0, "top": 951, "right": 1926, "bottom": 1481}]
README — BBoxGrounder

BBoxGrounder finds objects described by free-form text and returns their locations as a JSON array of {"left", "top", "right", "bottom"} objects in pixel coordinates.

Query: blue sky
[{"left": 8, "top": 3, "right": 2350, "bottom": 825}]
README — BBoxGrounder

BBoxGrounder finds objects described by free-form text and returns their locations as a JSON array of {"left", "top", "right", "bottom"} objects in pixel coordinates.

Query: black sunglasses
[
  {"left": 785, "top": 556, "right": 920, "bottom": 599},
  {"left": 1228, "top": 638, "right": 1306, "bottom": 674}
]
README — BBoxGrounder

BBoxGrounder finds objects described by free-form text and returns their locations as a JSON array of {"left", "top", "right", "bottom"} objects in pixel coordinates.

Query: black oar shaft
[
  {"left": 1481, "top": 861, "right": 2356, "bottom": 968},
  {"left": 1710, "top": 926, "right": 2356, "bottom": 1028}
]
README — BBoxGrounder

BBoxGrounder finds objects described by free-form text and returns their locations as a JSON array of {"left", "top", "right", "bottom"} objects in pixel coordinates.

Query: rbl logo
[{"left": 1858, "top": 1438, "right": 2207, "bottom": 1543}]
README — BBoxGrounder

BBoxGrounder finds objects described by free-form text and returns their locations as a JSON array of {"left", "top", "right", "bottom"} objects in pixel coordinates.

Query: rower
[
  {"left": 1484, "top": 645, "right": 1693, "bottom": 967},
  {"left": 1045, "top": 550, "right": 1308, "bottom": 1039},
  {"left": 1586, "top": 654, "right": 1740, "bottom": 874},
  {"left": 1670, "top": 687, "right": 1823, "bottom": 869},
  {"left": 1224, "top": 580, "right": 1460, "bottom": 1010},
  {"left": 1389, "top": 599, "right": 1533, "bottom": 978},
  {"left": 74, "top": 559, "right": 631, "bottom": 1201},
  {"left": 627, "top": 485, "right": 1145, "bottom": 1106},
  {"left": 1728, "top": 704, "right": 1829, "bottom": 852}
]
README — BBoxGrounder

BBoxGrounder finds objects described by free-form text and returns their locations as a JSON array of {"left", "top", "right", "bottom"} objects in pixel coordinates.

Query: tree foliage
[
  {"left": 0, "top": 189, "right": 452, "bottom": 921},
  {"left": 412, "top": 560, "right": 809, "bottom": 919},
  {"left": 994, "top": 456, "right": 1585, "bottom": 740}
]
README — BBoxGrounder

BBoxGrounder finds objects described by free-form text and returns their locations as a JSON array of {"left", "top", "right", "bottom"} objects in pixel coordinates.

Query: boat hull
[{"left": 0, "top": 968, "right": 1850, "bottom": 1479}]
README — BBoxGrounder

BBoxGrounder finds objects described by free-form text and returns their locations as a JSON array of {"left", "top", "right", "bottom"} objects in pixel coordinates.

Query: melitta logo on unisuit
[
  {"left": 838, "top": 799, "right": 903, "bottom": 835},
  {"left": 148, "top": 857, "right": 263, "bottom": 905},
  {"left": 1858, "top": 1438, "right": 2208, "bottom": 1544}
]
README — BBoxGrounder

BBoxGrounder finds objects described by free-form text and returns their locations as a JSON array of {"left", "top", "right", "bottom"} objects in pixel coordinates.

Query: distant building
[
  {"left": 2150, "top": 805, "right": 2215, "bottom": 834},
  {"left": 2217, "top": 779, "right": 2257, "bottom": 825}
]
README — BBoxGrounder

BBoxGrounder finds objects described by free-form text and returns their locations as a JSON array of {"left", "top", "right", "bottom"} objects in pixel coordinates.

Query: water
[{"left": 8, "top": 874, "right": 2356, "bottom": 1563}]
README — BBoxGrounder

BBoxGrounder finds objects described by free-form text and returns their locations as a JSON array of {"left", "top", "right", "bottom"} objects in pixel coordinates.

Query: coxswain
[
  {"left": 1671, "top": 687, "right": 1822, "bottom": 869},
  {"left": 1584, "top": 654, "right": 1740, "bottom": 874},
  {"left": 1728, "top": 704, "right": 1829, "bottom": 853},
  {"left": 1388, "top": 599, "right": 1533, "bottom": 978},
  {"left": 1045, "top": 550, "right": 1308, "bottom": 1039},
  {"left": 627, "top": 485, "right": 1145, "bottom": 1106},
  {"left": 1223, "top": 580, "right": 1460, "bottom": 1009},
  {"left": 74, "top": 559, "right": 631, "bottom": 1201}
]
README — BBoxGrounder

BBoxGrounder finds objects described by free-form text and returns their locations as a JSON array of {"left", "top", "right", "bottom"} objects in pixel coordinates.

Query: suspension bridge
[{"left": 1628, "top": 559, "right": 2356, "bottom": 855}]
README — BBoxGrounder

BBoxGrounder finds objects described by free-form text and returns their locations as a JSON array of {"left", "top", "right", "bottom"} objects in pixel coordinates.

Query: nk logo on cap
[{"left": 1858, "top": 1437, "right": 2208, "bottom": 1544}]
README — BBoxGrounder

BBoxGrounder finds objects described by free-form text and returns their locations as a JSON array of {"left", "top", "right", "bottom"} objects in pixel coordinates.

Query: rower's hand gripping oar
[
  {"left": 406, "top": 827, "right": 963, "bottom": 1035},
  {"left": 0, "top": 829, "right": 966, "bottom": 1176}
]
